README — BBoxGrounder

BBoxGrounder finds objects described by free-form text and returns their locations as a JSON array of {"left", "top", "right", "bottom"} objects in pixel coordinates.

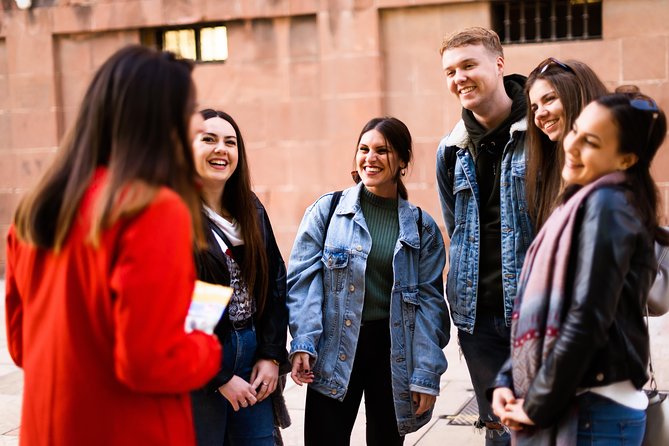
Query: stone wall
[{"left": 1, "top": 0, "right": 668, "bottom": 274}]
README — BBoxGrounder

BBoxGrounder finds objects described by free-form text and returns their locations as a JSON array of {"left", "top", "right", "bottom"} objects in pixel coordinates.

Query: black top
[
  {"left": 193, "top": 194, "right": 289, "bottom": 390},
  {"left": 462, "top": 74, "right": 527, "bottom": 316}
]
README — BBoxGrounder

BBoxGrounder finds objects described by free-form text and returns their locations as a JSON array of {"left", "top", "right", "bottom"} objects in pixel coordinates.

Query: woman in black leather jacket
[
  {"left": 491, "top": 93, "right": 669, "bottom": 445},
  {"left": 189, "top": 109, "right": 289, "bottom": 445}
]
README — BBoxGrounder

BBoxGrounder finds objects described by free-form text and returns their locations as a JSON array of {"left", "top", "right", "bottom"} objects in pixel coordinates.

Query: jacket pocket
[
  {"left": 402, "top": 290, "right": 420, "bottom": 333},
  {"left": 321, "top": 249, "right": 349, "bottom": 294}
]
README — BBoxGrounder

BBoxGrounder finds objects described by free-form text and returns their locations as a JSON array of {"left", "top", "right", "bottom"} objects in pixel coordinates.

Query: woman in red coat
[{"left": 4, "top": 45, "right": 222, "bottom": 446}]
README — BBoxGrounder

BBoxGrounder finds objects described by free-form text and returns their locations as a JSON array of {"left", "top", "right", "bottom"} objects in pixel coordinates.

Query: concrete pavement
[{"left": 2, "top": 278, "right": 669, "bottom": 445}]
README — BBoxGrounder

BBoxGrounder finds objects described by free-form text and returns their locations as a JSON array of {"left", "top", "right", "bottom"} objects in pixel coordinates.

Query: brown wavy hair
[{"left": 14, "top": 45, "right": 205, "bottom": 250}]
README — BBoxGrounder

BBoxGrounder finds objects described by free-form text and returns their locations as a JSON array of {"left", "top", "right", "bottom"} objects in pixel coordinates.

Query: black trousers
[{"left": 304, "top": 319, "right": 404, "bottom": 446}]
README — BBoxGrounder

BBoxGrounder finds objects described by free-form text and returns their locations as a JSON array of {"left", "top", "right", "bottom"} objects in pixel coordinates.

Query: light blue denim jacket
[
  {"left": 436, "top": 119, "right": 534, "bottom": 334},
  {"left": 286, "top": 183, "right": 450, "bottom": 435}
]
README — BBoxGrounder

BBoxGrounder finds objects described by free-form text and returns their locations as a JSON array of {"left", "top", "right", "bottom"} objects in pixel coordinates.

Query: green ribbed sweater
[{"left": 360, "top": 187, "right": 399, "bottom": 322}]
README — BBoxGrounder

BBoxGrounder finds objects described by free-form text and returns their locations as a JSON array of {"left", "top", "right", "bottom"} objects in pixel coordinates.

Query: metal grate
[
  {"left": 441, "top": 394, "right": 479, "bottom": 426},
  {"left": 492, "top": 0, "right": 602, "bottom": 45}
]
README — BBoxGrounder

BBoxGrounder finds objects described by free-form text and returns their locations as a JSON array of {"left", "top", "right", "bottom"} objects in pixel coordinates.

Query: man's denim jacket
[
  {"left": 436, "top": 119, "right": 534, "bottom": 334},
  {"left": 286, "top": 183, "right": 450, "bottom": 435}
]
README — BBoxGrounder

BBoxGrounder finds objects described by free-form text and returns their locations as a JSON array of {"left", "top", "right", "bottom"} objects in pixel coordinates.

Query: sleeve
[
  {"left": 5, "top": 226, "right": 24, "bottom": 367},
  {"left": 286, "top": 196, "right": 332, "bottom": 361},
  {"left": 409, "top": 211, "right": 450, "bottom": 396},
  {"left": 523, "top": 190, "right": 641, "bottom": 427},
  {"left": 255, "top": 204, "right": 289, "bottom": 364},
  {"left": 487, "top": 357, "right": 514, "bottom": 402},
  {"left": 436, "top": 141, "right": 455, "bottom": 237},
  {"left": 110, "top": 190, "right": 222, "bottom": 394}
]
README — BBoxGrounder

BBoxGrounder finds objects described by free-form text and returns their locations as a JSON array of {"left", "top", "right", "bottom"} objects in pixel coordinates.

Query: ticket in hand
[{"left": 185, "top": 281, "right": 233, "bottom": 335}]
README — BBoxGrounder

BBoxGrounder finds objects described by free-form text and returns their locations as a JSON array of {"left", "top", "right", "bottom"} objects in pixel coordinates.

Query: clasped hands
[
  {"left": 217, "top": 359, "right": 279, "bottom": 411},
  {"left": 491, "top": 387, "right": 535, "bottom": 431}
]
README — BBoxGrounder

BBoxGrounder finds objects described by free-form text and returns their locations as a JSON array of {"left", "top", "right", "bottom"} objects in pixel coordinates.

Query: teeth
[
  {"left": 544, "top": 119, "right": 558, "bottom": 130},
  {"left": 210, "top": 160, "right": 227, "bottom": 166},
  {"left": 366, "top": 166, "right": 381, "bottom": 173},
  {"left": 460, "top": 86, "right": 475, "bottom": 94}
]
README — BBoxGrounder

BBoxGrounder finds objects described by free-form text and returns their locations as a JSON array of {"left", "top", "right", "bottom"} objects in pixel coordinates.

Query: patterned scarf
[{"left": 510, "top": 172, "right": 626, "bottom": 445}]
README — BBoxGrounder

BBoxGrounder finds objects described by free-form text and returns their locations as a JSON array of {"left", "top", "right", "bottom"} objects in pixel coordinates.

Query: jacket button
[
  {"left": 596, "top": 373, "right": 604, "bottom": 382},
  {"left": 467, "top": 280, "right": 473, "bottom": 287},
  {"left": 356, "top": 245, "right": 363, "bottom": 251},
  {"left": 339, "top": 354, "right": 347, "bottom": 361},
  {"left": 349, "top": 284, "right": 355, "bottom": 292},
  {"left": 344, "top": 319, "right": 352, "bottom": 327},
  {"left": 330, "top": 389, "right": 337, "bottom": 395},
  {"left": 327, "top": 258, "right": 333, "bottom": 266}
]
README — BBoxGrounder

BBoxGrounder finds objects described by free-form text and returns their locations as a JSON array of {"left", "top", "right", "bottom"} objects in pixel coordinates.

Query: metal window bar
[
  {"left": 504, "top": 1, "right": 511, "bottom": 44},
  {"left": 519, "top": 1, "right": 526, "bottom": 43},
  {"left": 550, "top": 0, "right": 557, "bottom": 41},
  {"left": 583, "top": 0, "right": 590, "bottom": 39},
  {"left": 535, "top": 0, "right": 542, "bottom": 42},
  {"left": 566, "top": 1, "right": 573, "bottom": 39}
]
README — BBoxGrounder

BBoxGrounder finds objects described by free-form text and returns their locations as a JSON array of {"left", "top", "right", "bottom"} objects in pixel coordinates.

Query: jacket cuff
[
  {"left": 409, "top": 368, "right": 441, "bottom": 395},
  {"left": 289, "top": 337, "right": 317, "bottom": 361},
  {"left": 206, "top": 367, "right": 234, "bottom": 393}
]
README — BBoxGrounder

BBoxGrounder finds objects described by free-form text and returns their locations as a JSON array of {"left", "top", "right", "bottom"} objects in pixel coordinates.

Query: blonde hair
[{"left": 440, "top": 27, "right": 504, "bottom": 58}]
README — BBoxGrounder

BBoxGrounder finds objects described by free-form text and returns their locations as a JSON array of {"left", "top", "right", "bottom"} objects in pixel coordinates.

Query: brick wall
[{"left": 1, "top": 0, "right": 669, "bottom": 275}]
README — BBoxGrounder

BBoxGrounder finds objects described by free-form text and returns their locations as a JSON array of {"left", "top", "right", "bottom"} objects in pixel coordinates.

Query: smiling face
[
  {"left": 356, "top": 128, "right": 404, "bottom": 198},
  {"left": 529, "top": 78, "right": 565, "bottom": 142},
  {"left": 562, "top": 102, "right": 637, "bottom": 186},
  {"left": 192, "top": 116, "right": 239, "bottom": 191},
  {"left": 441, "top": 43, "right": 504, "bottom": 115}
]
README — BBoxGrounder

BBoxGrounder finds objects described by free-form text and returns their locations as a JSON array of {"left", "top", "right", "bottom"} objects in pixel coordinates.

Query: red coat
[{"left": 5, "top": 172, "right": 222, "bottom": 446}]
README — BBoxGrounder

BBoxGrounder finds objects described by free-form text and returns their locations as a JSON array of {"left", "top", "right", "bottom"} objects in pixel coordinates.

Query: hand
[
  {"left": 501, "top": 399, "right": 535, "bottom": 431},
  {"left": 250, "top": 359, "right": 279, "bottom": 402},
  {"left": 290, "top": 352, "right": 314, "bottom": 386},
  {"left": 492, "top": 387, "right": 516, "bottom": 420},
  {"left": 217, "top": 375, "right": 258, "bottom": 411},
  {"left": 411, "top": 391, "right": 436, "bottom": 416}
]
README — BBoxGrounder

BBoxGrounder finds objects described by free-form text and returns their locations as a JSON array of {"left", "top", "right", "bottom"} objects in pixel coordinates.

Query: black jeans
[{"left": 304, "top": 319, "right": 404, "bottom": 446}]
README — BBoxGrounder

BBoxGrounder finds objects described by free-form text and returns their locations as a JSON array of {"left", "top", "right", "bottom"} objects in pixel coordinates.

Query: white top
[
  {"left": 581, "top": 380, "right": 648, "bottom": 410},
  {"left": 204, "top": 205, "right": 244, "bottom": 249}
]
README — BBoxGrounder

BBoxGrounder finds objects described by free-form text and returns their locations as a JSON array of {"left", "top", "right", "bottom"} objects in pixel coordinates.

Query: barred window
[
  {"left": 141, "top": 24, "right": 228, "bottom": 63},
  {"left": 491, "top": 0, "right": 602, "bottom": 44}
]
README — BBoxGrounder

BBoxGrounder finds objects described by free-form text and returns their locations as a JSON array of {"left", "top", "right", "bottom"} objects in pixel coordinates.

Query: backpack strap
[
  {"left": 324, "top": 191, "right": 343, "bottom": 238},
  {"left": 444, "top": 145, "right": 457, "bottom": 188}
]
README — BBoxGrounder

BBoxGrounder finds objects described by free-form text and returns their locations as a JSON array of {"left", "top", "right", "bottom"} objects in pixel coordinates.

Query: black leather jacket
[
  {"left": 491, "top": 185, "right": 656, "bottom": 428},
  {"left": 194, "top": 195, "right": 289, "bottom": 391}
]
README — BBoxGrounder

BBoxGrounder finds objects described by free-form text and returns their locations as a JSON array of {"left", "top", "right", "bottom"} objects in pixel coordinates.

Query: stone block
[
  {"left": 55, "top": 34, "right": 94, "bottom": 75},
  {"left": 0, "top": 114, "right": 11, "bottom": 151},
  {"left": 13, "top": 149, "right": 58, "bottom": 190},
  {"left": 10, "top": 111, "right": 59, "bottom": 150},
  {"left": 325, "top": 55, "right": 381, "bottom": 95},
  {"left": 0, "top": 152, "right": 16, "bottom": 188},
  {"left": 548, "top": 39, "right": 621, "bottom": 84},
  {"left": 289, "top": 60, "right": 321, "bottom": 98},
  {"left": 623, "top": 36, "right": 668, "bottom": 82},
  {"left": 289, "top": 14, "right": 319, "bottom": 59},
  {"left": 9, "top": 74, "right": 57, "bottom": 110},
  {"left": 0, "top": 192, "right": 20, "bottom": 224},
  {"left": 604, "top": 0, "right": 669, "bottom": 39},
  {"left": 318, "top": 6, "right": 379, "bottom": 55}
]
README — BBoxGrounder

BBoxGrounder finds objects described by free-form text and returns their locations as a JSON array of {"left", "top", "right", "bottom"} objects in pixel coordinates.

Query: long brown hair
[
  {"left": 200, "top": 109, "right": 269, "bottom": 316},
  {"left": 14, "top": 45, "right": 205, "bottom": 250},
  {"left": 525, "top": 58, "right": 608, "bottom": 229}
]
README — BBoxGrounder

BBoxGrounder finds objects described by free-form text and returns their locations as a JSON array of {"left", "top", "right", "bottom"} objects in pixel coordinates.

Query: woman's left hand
[
  {"left": 501, "top": 399, "right": 535, "bottom": 430},
  {"left": 411, "top": 391, "right": 436, "bottom": 416},
  {"left": 250, "top": 359, "right": 279, "bottom": 402}
]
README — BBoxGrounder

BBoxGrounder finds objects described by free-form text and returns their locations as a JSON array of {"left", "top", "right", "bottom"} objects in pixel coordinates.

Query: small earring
[{"left": 400, "top": 168, "right": 406, "bottom": 177}]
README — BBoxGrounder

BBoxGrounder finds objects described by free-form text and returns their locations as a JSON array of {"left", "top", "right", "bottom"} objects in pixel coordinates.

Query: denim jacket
[
  {"left": 436, "top": 119, "right": 534, "bottom": 333},
  {"left": 287, "top": 183, "right": 450, "bottom": 435}
]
